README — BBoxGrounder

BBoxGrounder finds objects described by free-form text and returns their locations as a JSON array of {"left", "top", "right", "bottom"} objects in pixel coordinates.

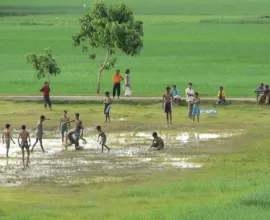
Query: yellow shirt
[{"left": 218, "top": 91, "right": 226, "bottom": 98}]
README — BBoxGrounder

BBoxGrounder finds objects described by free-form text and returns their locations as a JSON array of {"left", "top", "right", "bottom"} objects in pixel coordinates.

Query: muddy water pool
[{"left": 0, "top": 130, "right": 243, "bottom": 187}]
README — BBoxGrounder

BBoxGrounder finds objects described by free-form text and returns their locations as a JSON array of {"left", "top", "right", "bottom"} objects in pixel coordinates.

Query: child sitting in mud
[
  {"left": 31, "top": 115, "right": 50, "bottom": 153},
  {"left": 2, "top": 124, "right": 15, "bottom": 158},
  {"left": 149, "top": 132, "right": 164, "bottom": 150},
  {"left": 18, "top": 125, "right": 31, "bottom": 168},
  {"left": 96, "top": 125, "right": 110, "bottom": 153}
]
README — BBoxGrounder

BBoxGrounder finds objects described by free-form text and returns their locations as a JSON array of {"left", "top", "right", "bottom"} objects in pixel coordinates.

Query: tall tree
[
  {"left": 72, "top": 0, "right": 144, "bottom": 94},
  {"left": 26, "top": 47, "right": 61, "bottom": 83}
]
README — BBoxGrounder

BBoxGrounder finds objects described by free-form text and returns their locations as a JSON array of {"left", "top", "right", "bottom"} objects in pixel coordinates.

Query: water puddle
[{"left": 0, "top": 130, "right": 243, "bottom": 187}]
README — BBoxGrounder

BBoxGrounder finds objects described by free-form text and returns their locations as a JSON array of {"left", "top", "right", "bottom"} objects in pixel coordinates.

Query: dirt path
[{"left": 0, "top": 95, "right": 256, "bottom": 102}]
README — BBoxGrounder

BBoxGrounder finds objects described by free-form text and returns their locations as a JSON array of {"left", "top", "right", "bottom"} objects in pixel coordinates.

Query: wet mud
[{"left": 0, "top": 130, "right": 243, "bottom": 187}]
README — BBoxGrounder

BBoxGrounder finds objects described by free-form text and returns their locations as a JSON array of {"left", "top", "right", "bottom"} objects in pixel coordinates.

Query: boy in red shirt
[{"left": 40, "top": 81, "right": 52, "bottom": 110}]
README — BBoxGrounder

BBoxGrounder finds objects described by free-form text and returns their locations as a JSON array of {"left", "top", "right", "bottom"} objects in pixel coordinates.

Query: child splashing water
[
  {"left": 96, "top": 126, "right": 110, "bottom": 153},
  {"left": 31, "top": 115, "right": 50, "bottom": 153},
  {"left": 18, "top": 125, "right": 31, "bottom": 168}
]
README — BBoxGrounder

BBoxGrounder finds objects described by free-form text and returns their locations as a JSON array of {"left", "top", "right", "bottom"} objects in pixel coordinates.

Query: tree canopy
[
  {"left": 26, "top": 47, "right": 61, "bottom": 80},
  {"left": 72, "top": 0, "right": 144, "bottom": 93}
]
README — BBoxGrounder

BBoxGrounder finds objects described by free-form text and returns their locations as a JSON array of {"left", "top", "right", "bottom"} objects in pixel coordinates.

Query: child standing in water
[
  {"left": 104, "top": 91, "right": 112, "bottom": 122},
  {"left": 59, "top": 110, "right": 70, "bottom": 142},
  {"left": 2, "top": 124, "right": 15, "bottom": 158},
  {"left": 96, "top": 125, "right": 110, "bottom": 153},
  {"left": 163, "top": 87, "right": 173, "bottom": 124},
  {"left": 192, "top": 92, "right": 200, "bottom": 124},
  {"left": 31, "top": 115, "right": 49, "bottom": 153},
  {"left": 18, "top": 125, "right": 31, "bottom": 168},
  {"left": 150, "top": 132, "right": 164, "bottom": 150}
]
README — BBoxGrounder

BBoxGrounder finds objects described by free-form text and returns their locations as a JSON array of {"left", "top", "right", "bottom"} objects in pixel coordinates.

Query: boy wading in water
[
  {"left": 104, "top": 91, "right": 112, "bottom": 122},
  {"left": 192, "top": 92, "right": 200, "bottom": 124},
  {"left": 96, "top": 126, "right": 110, "bottom": 153},
  {"left": 150, "top": 132, "right": 164, "bottom": 150},
  {"left": 2, "top": 124, "right": 15, "bottom": 158},
  {"left": 18, "top": 125, "right": 31, "bottom": 167},
  {"left": 40, "top": 80, "right": 52, "bottom": 110},
  {"left": 31, "top": 115, "right": 49, "bottom": 153},
  {"left": 163, "top": 87, "right": 173, "bottom": 124},
  {"left": 59, "top": 110, "right": 70, "bottom": 142}
]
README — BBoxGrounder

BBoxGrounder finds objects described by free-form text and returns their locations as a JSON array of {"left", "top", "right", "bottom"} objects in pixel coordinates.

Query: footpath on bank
[{"left": 0, "top": 96, "right": 256, "bottom": 102}]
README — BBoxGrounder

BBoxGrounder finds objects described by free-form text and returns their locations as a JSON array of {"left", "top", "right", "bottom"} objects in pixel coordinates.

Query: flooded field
[{"left": 0, "top": 130, "right": 243, "bottom": 187}]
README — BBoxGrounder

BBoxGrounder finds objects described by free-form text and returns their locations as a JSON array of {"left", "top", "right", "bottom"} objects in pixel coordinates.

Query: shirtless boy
[
  {"left": 96, "top": 125, "right": 110, "bottom": 153},
  {"left": 163, "top": 87, "right": 173, "bottom": 124},
  {"left": 31, "top": 115, "right": 49, "bottom": 153},
  {"left": 65, "top": 113, "right": 85, "bottom": 150},
  {"left": 104, "top": 91, "right": 112, "bottom": 122},
  {"left": 2, "top": 124, "right": 15, "bottom": 158},
  {"left": 18, "top": 125, "right": 31, "bottom": 167},
  {"left": 59, "top": 110, "right": 70, "bottom": 142},
  {"left": 150, "top": 132, "right": 164, "bottom": 150}
]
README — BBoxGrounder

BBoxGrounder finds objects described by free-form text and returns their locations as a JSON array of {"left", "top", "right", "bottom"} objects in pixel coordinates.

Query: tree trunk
[
  {"left": 47, "top": 72, "right": 51, "bottom": 85},
  {"left": 96, "top": 49, "right": 110, "bottom": 94}
]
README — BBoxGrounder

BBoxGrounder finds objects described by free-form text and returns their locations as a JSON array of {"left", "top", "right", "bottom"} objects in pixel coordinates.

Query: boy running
[
  {"left": 65, "top": 113, "right": 85, "bottom": 150},
  {"left": 104, "top": 91, "right": 112, "bottom": 122},
  {"left": 163, "top": 87, "right": 173, "bottom": 124},
  {"left": 65, "top": 128, "right": 86, "bottom": 150},
  {"left": 96, "top": 125, "right": 110, "bottom": 153},
  {"left": 18, "top": 125, "right": 31, "bottom": 167},
  {"left": 59, "top": 110, "right": 70, "bottom": 142},
  {"left": 2, "top": 124, "right": 15, "bottom": 158},
  {"left": 150, "top": 132, "right": 164, "bottom": 150},
  {"left": 31, "top": 115, "right": 49, "bottom": 153},
  {"left": 192, "top": 92, "right": 200, "bottom": 124}
]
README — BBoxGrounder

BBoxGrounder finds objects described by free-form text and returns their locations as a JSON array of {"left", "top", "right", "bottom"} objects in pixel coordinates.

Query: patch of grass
[{"left": 0, "top": 0, "right": 270, "bottom": 96}]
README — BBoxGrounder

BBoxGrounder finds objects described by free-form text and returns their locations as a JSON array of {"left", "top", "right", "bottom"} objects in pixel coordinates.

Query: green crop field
[{"left": 1, "top": 0, "right": 270, "bottom": 96}]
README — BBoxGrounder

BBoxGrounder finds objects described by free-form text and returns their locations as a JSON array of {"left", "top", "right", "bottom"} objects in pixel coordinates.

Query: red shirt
[{"left": 40, "top": 86, "right": 50, "bottom": 97}]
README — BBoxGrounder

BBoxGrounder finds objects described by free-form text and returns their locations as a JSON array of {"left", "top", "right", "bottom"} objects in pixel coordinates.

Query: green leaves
[
  {"left": 73, "top": 0, "right": 144, "bottom": 61},
  {"left": 72, "top": 0, "right": 144, "bottom": 93},
  {"left": 26, "top": 47, "right": 60, "bottom": 80}
]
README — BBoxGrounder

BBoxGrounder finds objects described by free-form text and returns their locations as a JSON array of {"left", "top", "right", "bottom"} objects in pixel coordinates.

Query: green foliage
[
  {"left": 73, "top": 0, "right": 144, "bottom": 67},
  {"left": 26, "top": 47, "right": 61, "bottom": 80}
]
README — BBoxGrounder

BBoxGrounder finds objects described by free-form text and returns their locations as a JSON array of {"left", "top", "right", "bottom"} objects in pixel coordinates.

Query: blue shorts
[{"left": 192, "top": 105, "right": 200, "bottom": 115}]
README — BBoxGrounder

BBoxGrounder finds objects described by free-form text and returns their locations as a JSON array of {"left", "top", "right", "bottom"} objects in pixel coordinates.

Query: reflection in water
[{"left": 0, "top": 131, "right": 242, "bottom": 187}]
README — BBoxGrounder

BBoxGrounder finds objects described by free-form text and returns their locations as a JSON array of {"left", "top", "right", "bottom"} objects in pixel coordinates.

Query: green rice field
[{"left": 1, "top": 0, "right": 270, "bottom": 96}]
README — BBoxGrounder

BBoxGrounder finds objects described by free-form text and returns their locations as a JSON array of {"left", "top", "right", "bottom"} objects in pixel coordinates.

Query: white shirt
[{"left": 185, "top": 88, "right": 195, "bottom": 102}]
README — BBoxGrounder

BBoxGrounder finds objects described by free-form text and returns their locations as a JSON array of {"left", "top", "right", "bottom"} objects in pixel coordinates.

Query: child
[
  {"left": 2, "top": 124, "right": 15, "bottom": 158},
  {"left": 192, "top": 92, "right": 200, "bottom": 123},
  {"left": 59, "top": 110, "right": 70, "bottom": 142},
  {"left": 40, "top": 81, "right": 52, "bottom": 110},
  {"left": 254, "top": 83, "right": 264, "bottom": 100},
  {"left": 96, "top": 125, "right": 110, "bottom": 153},
  {"left": 149, "top": 132, "right": 164, "bottom": 150},
  {"left": 18, "top": 125, "right": 31, "bottom": 167},
  {"left": 163, "top": 87, "right": 173, "bottom": 124},
  {"left": 65, "top": 128, "right": 86, "bottom": 150},
  {"left": 31, "top": 115, "right": 49, "bottom": 153},
  {"left": 104, "top": 91, "right": 112, "bottom": 122},
  {"left": 65, "top": 113, "right": 84, "bottom": 149}
]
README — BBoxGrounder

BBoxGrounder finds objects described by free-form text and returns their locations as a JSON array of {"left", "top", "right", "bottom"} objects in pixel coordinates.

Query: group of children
[
  {"left": 163, "top": 85, "right": 200, "bottom": 124},
  {"left": 1, "top": 90, "right": 169, "bottom": 168}
]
